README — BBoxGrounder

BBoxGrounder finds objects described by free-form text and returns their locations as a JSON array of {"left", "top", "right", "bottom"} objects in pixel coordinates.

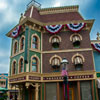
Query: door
[
  {"left": 29, "top": 86, "right": 35, "bottom": 100},
  {"left": 69, "top": 88, "right": 74, "bottom": 100}
]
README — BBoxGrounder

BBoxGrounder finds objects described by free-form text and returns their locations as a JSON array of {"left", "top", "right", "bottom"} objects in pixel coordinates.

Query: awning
[{"left": 0, "top": 87, "right": 8, "bottom": 91}]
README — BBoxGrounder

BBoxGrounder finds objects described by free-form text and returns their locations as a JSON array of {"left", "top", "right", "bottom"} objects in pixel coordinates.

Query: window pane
[
  {"left": 32, "top": 58, "right": 37, "bottom": 72},
  {"left": 32, "top": 65, "right": 36, "bottom": 71}
]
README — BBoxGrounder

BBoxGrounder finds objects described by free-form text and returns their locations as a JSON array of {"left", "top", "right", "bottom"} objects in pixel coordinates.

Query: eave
[{"left": 6, "top": 17, "right": 95, "bottom": 37}]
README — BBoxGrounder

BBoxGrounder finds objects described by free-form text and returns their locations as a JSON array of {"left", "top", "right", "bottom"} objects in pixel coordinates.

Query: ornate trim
[
  {"left": 49, "top": 35, "right": 61, "bottom": 43},
  {"left": 49, "top": 55, "right": 62, "bottom": 64},
  {"left": 72, "top": 53, "right": 85, "bottom": 63},
  {"left": 70, "top": 33, "right": 82, "bottom": 41}
]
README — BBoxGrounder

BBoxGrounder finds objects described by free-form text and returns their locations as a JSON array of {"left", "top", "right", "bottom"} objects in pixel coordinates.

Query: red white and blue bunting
[
  {"left": 65, "top": 23, "right": 86, "bottom": 32},
  {"left": 91, "top": 43, "right": 100, "bottom": 53},
  {"left": 44, "top": 25, "right": 63, "bottom": 34},
  {"left": 11, "top": 25, "right": 21, "bottom": 38}
]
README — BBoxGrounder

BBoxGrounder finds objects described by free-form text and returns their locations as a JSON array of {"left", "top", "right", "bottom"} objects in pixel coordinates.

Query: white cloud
[
  {"left": 0, "top": 50, "right": 10, "bottom": 58},
  {"left": 54, "top": 2, "right": 61, "bottom": 7},
  {"left": 0, "top": 0, "right": 8, "bottom": 11}
]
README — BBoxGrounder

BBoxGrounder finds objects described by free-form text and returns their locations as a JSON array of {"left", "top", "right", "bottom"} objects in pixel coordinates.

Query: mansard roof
[{"left": 24, "top": 5, "right": 84, "bottom": 23}]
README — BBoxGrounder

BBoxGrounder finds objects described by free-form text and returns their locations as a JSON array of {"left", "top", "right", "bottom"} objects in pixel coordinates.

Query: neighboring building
[
  {"left": 6, "top": 0, "right": 98, "bottom": 100},
  {"left": 0, "top": 73, "right": 8, "bottom": 99},
  {"left": 0, "top": 73, "right": 8, "bottom": 89},
  {"left": 91, "top": 33, "right": 100, "bottom": 100}
]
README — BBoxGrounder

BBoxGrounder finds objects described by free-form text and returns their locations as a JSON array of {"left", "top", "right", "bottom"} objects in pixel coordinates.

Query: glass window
[
  {"left": 14, "top": 42, "right": 17, "bottom": 54},
  {"left": 32, "top": 57, "right": 37, "bottom": 72},
  {"left": 51, "top": 36, "right": 60, "bottom": 50},
  {"left": 80, "top": 81, "right": 92, "bottom": 100},
  {"left": 19, "top": 58, "right": 24, "bottom": 73},
  {"left": 72, "top": 35, "right": 81, "bottom": 48},
  {"left": 13, "top": 61, "right": 16, "bottom": 74},
  {"left": 74, "top": 56, "right": 83, "bottom": 71},
  {"left": 32, "top": 36, "right": 38, "bottom": 49},
  {"left": 20, "top": 37, "right": 24, "bottom": 50},
  {"left": 51, "top": 57, "right": 60, "bottom": 72}
]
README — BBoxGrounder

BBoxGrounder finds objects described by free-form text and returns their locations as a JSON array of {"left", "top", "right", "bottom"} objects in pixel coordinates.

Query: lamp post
[{"left": 61, "top": 58, "right": 69, "bottom": 100}]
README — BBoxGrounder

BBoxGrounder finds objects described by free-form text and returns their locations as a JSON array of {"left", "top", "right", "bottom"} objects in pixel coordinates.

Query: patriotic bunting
[
  {"left": 66, "top": 23, "right": 86, "bottom": 32},
  {"left": 11, "top": 25, "right": 21, "bottom": 38},
  {"left": 44, "top": 25, "right": 63, "bottom": 34},
  {"left": 91, "top": 43, "right": 100, "bottom": 53}
]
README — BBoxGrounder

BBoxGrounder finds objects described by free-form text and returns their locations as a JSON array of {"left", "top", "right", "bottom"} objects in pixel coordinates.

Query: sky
[{"left": 0, "top": 0, "right": 100, "bottom": 73}]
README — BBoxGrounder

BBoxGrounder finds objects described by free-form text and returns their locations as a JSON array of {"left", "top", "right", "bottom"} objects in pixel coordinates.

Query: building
[
  {"left": 0, "top": 73, "right": 8, "bottom": 99},
  {"left": 91, "top": 33, "right": 100, "bottom": 100},
  {"left": 6, "top": 0, "right": 98, "bottom": 100}
]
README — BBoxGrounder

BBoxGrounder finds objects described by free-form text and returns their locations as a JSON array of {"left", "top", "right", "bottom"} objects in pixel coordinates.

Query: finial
[{"left": 97, "top": 32, "right": 100, "bottom": 40}]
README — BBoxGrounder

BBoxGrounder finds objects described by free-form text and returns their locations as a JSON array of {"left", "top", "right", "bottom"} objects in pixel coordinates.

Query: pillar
[{"left": 77, "top": 81, "right": 81, "bottom": 100}]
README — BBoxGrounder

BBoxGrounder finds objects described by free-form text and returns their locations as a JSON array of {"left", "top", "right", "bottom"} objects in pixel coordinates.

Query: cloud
[{"left": 0, "top": 0, "right": 8, "bottom": 11}]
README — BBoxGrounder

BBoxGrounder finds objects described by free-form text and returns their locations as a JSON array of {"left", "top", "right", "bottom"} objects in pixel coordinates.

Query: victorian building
[{"left": 6, "top": 0, "right": 99, "bottom": 100}]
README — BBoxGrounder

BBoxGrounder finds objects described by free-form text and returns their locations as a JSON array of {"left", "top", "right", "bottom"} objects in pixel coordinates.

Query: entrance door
[
  {"left": 69, "top": 88, "right": 74, "bottom": 100},
  {"left": 29, "top": 86, "right": 35, "bottom": 100}
]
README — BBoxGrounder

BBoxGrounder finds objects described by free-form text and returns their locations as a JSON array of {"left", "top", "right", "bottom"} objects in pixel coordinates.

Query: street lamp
[{"left": 61, "top": 58, "right": 69, "bottom": 100}]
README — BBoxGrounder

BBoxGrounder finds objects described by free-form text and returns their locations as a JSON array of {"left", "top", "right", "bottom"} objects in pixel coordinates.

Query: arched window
[
  {"left": 74, "top": 56, "right": 83, "bottom": 71},
  {"left": 31, "top": 57, "right": 38, "bottom": 72},
  {"left": 32, "top": 36, "right": 38, "bottom": 49},
  {"left": 72, "top": 35, "right": 81, "bottom": 47},
  {"left": 51, "top": 57, "right": 61, "bottom": 72},
  {"left": 14, "top": 42, "right": 18, "bottom": 54},
  {"left": 49, "top": 35, "right": 61, "bottom": 50},
  {"left": 20, "top": 37, "right": 24, "bottom": 50},
  {"left": 19, "top": 58, "right": 24, "bottom": 73},
  {"left": 12, "top": 61, "right": 16, "bottom": 75}
]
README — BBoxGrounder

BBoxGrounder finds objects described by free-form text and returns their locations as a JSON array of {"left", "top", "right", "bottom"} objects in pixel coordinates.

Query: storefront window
[{"left": 80, "top": 81, "right": 92, "bottom": 100}]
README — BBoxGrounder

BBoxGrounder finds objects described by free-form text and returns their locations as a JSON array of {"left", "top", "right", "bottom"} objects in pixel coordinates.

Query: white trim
[{"left": 30, "top": 6, "right": 34, "bottom": 18}]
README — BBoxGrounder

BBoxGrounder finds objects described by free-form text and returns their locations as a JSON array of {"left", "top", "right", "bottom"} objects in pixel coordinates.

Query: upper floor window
[
  {"left": 12, "top": 61, "right": 16, "bottom": 75},
  {"left": 31, "top": 57, "right": 38, "bottom": 72},
  {"left": 72, "top": 54, "right": 85, "bottom": 71},
  {"left": 20, "top": 36, "right": 25, "bottom": 50},
  {"left": 19, "top": 58, "right": 24, "bottom": 73},
  {"left": 14, "top": 41, "right": 18, "bottom": 54},
  {"left": 49, "top": 35, "right": 61, "bottom": 50},
  {"left": 70, "top": 34, "right": 82, "bottom": 48},
  {"left": 50, "top": 55, "right": 62, "bottom": 72},
  {"left": 32, "top": 36, "right": 38, "bottom": 49}
]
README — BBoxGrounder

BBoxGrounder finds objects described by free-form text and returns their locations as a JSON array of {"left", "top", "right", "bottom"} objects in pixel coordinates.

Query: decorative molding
[
  {"left": 70, "top": 33, "right": 82, "bottom": 41},
  {"left": 42, "top": 48, "right": 92, "bottom": 54},
  {"left": 49, "top": 55, "right": 62, "bottom": 64},
  {"left": 49, "top": 35, "right": 61, "bottom": 43},
  {"left": 8, "top": 71, "right": 95, "bottom": 83},
  {"left": 39, "top": 5, "right": 79, "bottom": 15},
  {"left": 71, "top": 53, "right": 85, "bottom": 63}
]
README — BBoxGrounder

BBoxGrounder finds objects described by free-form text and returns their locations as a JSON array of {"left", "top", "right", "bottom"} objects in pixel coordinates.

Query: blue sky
[{"left": 0, "top": 0, "right": 100, "bottom": 73}]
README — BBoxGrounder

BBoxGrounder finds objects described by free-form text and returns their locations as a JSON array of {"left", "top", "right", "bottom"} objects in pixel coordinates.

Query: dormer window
[{"left": 49, "top": 35, "right": 61, "bottom": 50}]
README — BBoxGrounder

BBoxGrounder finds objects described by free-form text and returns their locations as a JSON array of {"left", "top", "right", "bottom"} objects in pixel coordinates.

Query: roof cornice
[{"left": 39, "top": 5, "right": 79, "bottom": 15}]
